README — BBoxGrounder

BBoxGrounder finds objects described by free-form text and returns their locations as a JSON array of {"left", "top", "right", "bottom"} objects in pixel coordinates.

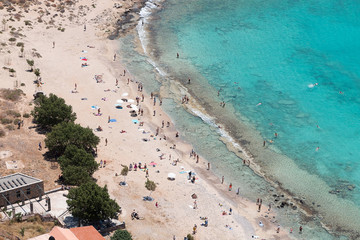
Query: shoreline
[{"left": 128, "top": 0, "right": 360, "bottom": 239}]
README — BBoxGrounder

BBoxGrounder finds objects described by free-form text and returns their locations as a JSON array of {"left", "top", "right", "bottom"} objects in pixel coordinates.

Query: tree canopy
[
  {"left": 32, "top": 93, "right": 76, "bottom": 129},
  {"left": 145, "top": 179, "right": 156, "bottom": 192},
  {"left": 45, "top": 122, "right": 99, "bottom": 157},
  {"left": 58, "top": 145, "right": 98, "bottom": 185},
  {"left": 111, "top": 230, "right": 132, "bottom": 240},
  {"left": 66, "top": 182, "right": 120, "bottom": 223},
  {"left": 62, "top": 165, "right": 92, "bottom": 186},
  {"left": 59, "top": 145, "right": 98, "bottom": 175}
]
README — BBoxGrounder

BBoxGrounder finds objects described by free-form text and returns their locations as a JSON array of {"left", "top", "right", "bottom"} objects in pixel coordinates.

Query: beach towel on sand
[{"left": 109, "top": 119, "right": 117, "bottom": 122}]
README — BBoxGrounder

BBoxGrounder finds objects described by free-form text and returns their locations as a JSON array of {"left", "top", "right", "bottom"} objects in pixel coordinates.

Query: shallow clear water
[{"left": 119, "top": 0, "right": 360, "bottom": 238}]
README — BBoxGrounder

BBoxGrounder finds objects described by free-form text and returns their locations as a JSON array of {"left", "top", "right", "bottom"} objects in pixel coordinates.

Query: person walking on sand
[
  {"left": 193, "top": 224, "right": 197, "bottom": 234},
  {"left": 236, "top": 187, "right": 240, "bottom": 195},
  {"left": 108, "top": 116, "right": 110, "bottom": 123},
  {"left": 299, "top": 226, "right": 303, "bottom": 234},
  {"left": 229, "top": 183, "right": 232, "bottom": 191},
  {"left": 38, "top": 142, "right": 42, "bottom": 151},
  {"left": 155, "top": 202, "right": 158, "bottom": 208},
  {"left": 276, "top": 225, "right": 280, "bottom": 233},
  {"left": 193, "top": 200, "right": 197, "bottom": 209},
  {"left": 52, "top": 41, "right": 55, "bottom": 48},
  {"left": 258, "top": 202, "right": 262, "bottom": 212},
  {"left": 113, "top": 53, "right": 117, "bottom": 61},
  {"left": 146, "top": 169, "right": 149, "bottom": 178},
  {"left": 105, "top": 138, "right": 108, "bottom": 146},
  {"left": 116, "top": 78, "right": 118, "bottom": 86}
]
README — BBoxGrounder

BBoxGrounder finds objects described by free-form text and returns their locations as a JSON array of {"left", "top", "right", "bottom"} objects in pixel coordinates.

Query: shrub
[
  {"left": 5, "top": 125, "right": 14, "bottom": 131},
  {"left": 23, "top": 113, "right": 30, "bottom": 118},
  {"left": 186, "top": 234, "right": 194, "bottom": 240},
  {"left": 0, "top": 89, "right": 24, "bottom": 101},
  {"left": 16, "top": 42, "right": 23, "bottom": 47},
  {"left": 111, "top": 230, "right": 132, "bottom": 240},
  {"left": 24, "top": 20, "right": 32, "bottom": 26},
  {"left": 1, "top": 118, "right": 13, "bottom": 124},
  {"left": 6, "top": 110, "right": 21, "bottom": 117},
  {"left": 8, "top": 37, "right": 16, "bottom": 42},
  {"left": 13, "top": 119, "right": 21, "bottom": 125},
  {"left": 0, "top": 128, "right": 5, "bottom": 137},
  {"left": 20, "top": 83, "right": 25, "bottom": 86}
]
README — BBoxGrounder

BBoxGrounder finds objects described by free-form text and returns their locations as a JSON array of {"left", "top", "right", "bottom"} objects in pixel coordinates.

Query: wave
[{"left": 137, "top": 0, "right": 167, "bottom": 77}]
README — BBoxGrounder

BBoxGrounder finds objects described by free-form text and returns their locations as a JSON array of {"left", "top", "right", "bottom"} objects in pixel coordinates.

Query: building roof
[
  {"left": 28, "top": 226, "right": 105, "bottom": 240},
  {"left": 70, "top": 226, "right": 105, "bottom": 240},
  {"left": 50, "top": 226, "right": 78, "bottom": 240},
  {"left": 0, "top": 173, "right": 43, "bottom": 193}
]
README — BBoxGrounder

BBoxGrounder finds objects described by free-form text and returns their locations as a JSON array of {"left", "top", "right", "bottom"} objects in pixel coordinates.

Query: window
[
  {"left": 26, "top": 188, "right": 31, "bottom": 195},
  {"left": 16, "top": 191, "right": 21, "bottom": 198}
]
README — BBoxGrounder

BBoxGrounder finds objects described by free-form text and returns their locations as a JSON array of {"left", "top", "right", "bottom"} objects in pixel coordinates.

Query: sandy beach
[{"left": 0, "top": 0, "right": 292, "bottom": 239}]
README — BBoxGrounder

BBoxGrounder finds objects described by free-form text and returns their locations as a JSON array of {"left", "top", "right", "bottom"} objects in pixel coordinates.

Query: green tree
[
  {"left": 34, "top": 68, "right": 40, "bottom": 79},
  {"left": 120, "top": 166, "right": 128, "bottom": 186},
  {"left": 62, "top": 165, "right": 92, "bottom": 186},
  {"left": 26, "top": 59, "right": 34, "bottom": 72},
  {"left": 59, "top": 145, "right": 98, "bottom": 175},
  {"left": 145, "top": 179, "right": 156, "bottom": 200},
  {"left": 66, "top": 182, "right": 120, "bottom": 223},
  {"left": 111, "top": 230, "right": 132, "bottom": 240},
  {"left": 45, "top": 122, "right": 99, "bottom": 157},
  {"left": 32, "top": 93, "right": 76, "bottom": 129}
]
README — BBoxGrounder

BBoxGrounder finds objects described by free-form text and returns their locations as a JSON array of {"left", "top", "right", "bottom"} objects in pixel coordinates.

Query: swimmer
[
  {"left": 308, "top": 83, "right": 318, "bottom": 88},
  {"left": 339, "top": 91, "right": 344, "bottom": 94},
  {"left": 315, "top": 146, "right": 320, "bottom": 151},
  {"left": 256, "top": 102, "right": 262, "bottom": 106}
]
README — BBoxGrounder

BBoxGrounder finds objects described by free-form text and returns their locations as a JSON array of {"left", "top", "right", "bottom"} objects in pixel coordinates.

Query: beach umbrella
[
  {"left": 128, "top": 99, "right": 135, "bottom": 103},
  {"left": 117, "top": 99, "right": 124, "bottom": 103},
  {"left": 131, "top": 105, "right": 138, "bottom": 111},
  {"left": 167, "top": 173, "right": 176, "bottom": 180},
  {"left": 122, "top": 92, "right": 129, "bottom": 97}
]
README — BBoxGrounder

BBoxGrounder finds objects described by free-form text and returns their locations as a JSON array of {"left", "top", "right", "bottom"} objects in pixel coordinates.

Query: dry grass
[
  {"left": 0, "top": 89, "right": 24, "bottom": 102},
  {"left": 0, "top": 89, "right": 61, "bottom": 190},
  {"left": 0, "top": 215, "right": 55, "bottom": 239}
]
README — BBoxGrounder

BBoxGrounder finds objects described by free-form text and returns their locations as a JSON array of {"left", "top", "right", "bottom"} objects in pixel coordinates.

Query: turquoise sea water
[{"left": 119, "top": 0, "right": 360, "bottom": 238}]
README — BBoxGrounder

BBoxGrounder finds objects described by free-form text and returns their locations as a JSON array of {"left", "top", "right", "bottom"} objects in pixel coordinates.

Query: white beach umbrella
[
  {"left": 122, "top": 92, "right": 129, "bottom": 97},
  {"left": 131, "top": 104, "right": 138, "bottom": 111},
  {"left": 167, "top": 173, "right": 176, "bottom": 180},
  {"left": 128, "top": 99, "right": 135, "bottom": 103},
  {"left": 117, "top": 99, "right": 124, "bottom": 103}
]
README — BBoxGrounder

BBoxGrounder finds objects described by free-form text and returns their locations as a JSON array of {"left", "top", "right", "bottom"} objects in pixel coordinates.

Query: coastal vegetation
[
  {"left": 58, "top": 145, "right": 99, "bottom": 185},
  {"left": 66, "top": 182, "right": 120, "bottom": 223},
  {"left": 111, "top": 229, "right": 132, "bottom": 240},
  {"left": 45, "top": 122, "right": 99, "bottom": 157},
  {"left": 31, "top": 93, "right": 76, "bottom": 129}
]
